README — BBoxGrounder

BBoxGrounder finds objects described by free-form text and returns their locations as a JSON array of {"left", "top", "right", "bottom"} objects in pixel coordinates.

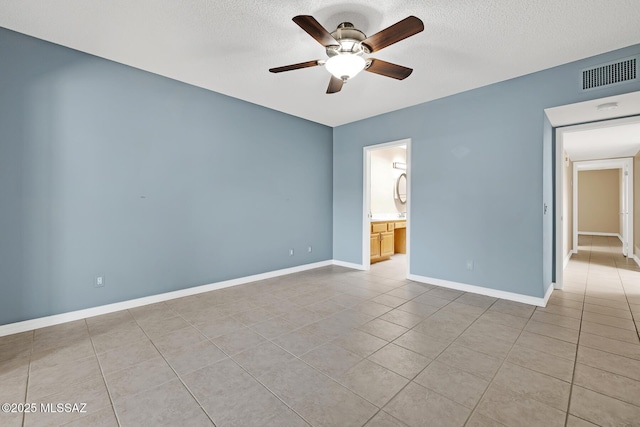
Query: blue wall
[
  {"left": 0, "top": 28, "right": 333, "bottom": 325},
  {"left": 333, "top": 45, "right": 640, "bottom": 298}
]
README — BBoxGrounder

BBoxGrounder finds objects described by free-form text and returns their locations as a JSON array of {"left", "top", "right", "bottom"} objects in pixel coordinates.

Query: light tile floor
[{"left": 1, "top": 238, "right": 639, "bottom": 426}]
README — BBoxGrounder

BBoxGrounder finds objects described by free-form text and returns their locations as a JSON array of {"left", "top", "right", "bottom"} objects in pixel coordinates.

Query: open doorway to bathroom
[{"left": 362, "top": 139, "right": 411, "bottom": 279}]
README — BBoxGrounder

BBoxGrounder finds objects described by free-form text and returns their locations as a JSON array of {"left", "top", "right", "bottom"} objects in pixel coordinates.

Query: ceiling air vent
[{"left": 581, "top": 56, "right": 637, "bottom": 91}]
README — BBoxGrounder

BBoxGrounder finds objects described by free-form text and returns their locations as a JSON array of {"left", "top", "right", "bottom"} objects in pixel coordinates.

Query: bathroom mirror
[{"left": 396, "top": 173, "right": 407, "bottom": 205}]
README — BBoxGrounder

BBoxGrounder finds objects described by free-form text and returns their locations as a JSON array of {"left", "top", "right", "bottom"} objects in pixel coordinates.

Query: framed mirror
[{"left": 396, "top": 173, "right": 407, "bottom": 205}]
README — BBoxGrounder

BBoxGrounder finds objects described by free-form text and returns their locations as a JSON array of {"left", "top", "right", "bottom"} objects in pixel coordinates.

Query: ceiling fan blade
[
  {"left": 362, "top": 16, "right": 424, "bottom": 53},
  {"left": 326, "top": 76, "right": 344, "bottom": 94},
  {"left": 293, "top": 15, "right": 339, "bottom": 47},
  {"left": 269, "top": 60, "right": 321, "bottom": 73},
  {"left": 366, "top": 59, "right": 413, "bottom": 80}
]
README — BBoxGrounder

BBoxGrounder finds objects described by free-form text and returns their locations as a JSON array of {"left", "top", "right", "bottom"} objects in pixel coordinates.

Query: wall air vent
[{"left": 581, "top": 56, "right": 637, "bottom": 91}]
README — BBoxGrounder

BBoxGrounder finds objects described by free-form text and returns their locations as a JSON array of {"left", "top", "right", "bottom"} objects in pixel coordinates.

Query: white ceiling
[
  {"left": 1, "top": 0, "right": 640, "bottom": 126},
  {"left": 562, "top": 117, "right": 640, "bottom": 162}
]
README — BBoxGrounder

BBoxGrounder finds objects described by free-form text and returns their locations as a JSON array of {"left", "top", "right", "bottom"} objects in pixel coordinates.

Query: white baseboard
[
  {"left": 0, "top": 260, "right": 333, "bottom": 337},
  {"left": 332, "top": 260, "right": 367, "bottom": 270},
  {"left": 578, "top": 231, "right": 622, "bottom": 242},
  {"left": 407, "top": 274, "right": 553, "bottom": 307},
  {"left": 563, "top": 252, "right": 573, "bottom": 270}
]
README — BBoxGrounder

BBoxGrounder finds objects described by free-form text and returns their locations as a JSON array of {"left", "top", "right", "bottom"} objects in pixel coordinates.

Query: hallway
[{"left": 557, "top": 234, "right": 640, "bottom": 425}]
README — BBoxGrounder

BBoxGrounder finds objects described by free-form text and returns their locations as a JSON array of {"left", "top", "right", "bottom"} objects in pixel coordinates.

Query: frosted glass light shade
[{"left": 325, "top": 54, "right": 366, "bottom": 80}]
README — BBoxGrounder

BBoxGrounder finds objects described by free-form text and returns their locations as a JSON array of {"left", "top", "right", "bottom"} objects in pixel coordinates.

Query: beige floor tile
[
  {"left": 105, "top": 355, "right": 176, "bottom": 400},
  {"left": 372, "top": 294, "right": 409, "bottom": 309},
  {"left": 24, "top": 376, "right": 111, "bottom": 426},
  {"left": 183, "top": 358, "right": 287, "bottom": 427},
  {"left": 524, "top": 319, "right": 579, "bottom": 344},
  {"left": 396, "top": 301, "right": 440, "bottom": 317},
  {"left": 90, "top": 325, "right": 148, "bottom": 354},
  {"left": 193, "top": 315, "right": 245, "bottom": 339},
  {"left": 475, "top": 310, "right": 529, "bottom": 330},
  {"left": 515, "top": 330, "right": 576, "bottom": 360},
  {"left": 232, "top": 341, "right": 295, "bottom": 378},
  {"left": 565, "top": 414, "right": 599, "bottom": 426},
  {"left": 97, "top": 339, "right": 159, "bottom": 374},
  {"left": 261, "top": 409, "right": 310, "bottom": 427},
  {"left": 582, "top": 302, "right": 633, "bottom": 319},
  {"left": 211, "top": 326, "right": 266, "bottom": 355},
  {"left": 379, "top": 309, "right": 424, "bottom": 328},
  {"left": 580, "top": 320, "right": 640, "bottom": 344},
  {"left": 454, "top": 293, "right": 497, "bottom": 309},
  {"left": 114, "top": 378, "right": 212, "bottom": 426},
  {"left": 535, "top": 304, "right": 583, "bottom": 319},
  {"left": 364, "top": 411, "right": 409, "bottom": 427},
  {"left": 491, "top": 362, "right": 571, "bottom": 411},
  {"left": 150, "top": 325, "right": 207, "bottom": 354},
  {"left": 392, "top": 330, "right": 450, "bottom": 359},
  {"left": 531, "top": 311, "right": 581, "bottom": 330},
  {"left": 581, "top": 310, "right": 637, "bottom": 330},
  {"left": 506, "top": 344, "right": 574, "bottom": 382},
  {"left": 577, "top": 342, "right": 640, "bottom": 381},
  {"left": 60, "top": 407, "right": 118, "bottom": 427},
  {"left": 411, "top": 293, "right": 452, "bottom": 309},
  {"left": 368, "top": 343, "right": 432, "bottom": 379},
  {"left": 385, "top": 382, "right": 471, "bottom": 427},
  {"left": 162, "top": 339, "right": 227, "bottom": 375},
  {"left": 0, "top": 372, "right": 27, "bottom": 403},
  {"left": 331, "top": 329, "right": 388, "bottom": 358},
  {"left": 579, "top": 331, "right": 640, "bottom": 360},
  {"left": 411, "top": 318, "right": 468, "bottom": 343},
  {"left": 436, "top": 344, "right": 502, "bottom": 381},
  {"left": 569, "top": 385, "right": 640, "bottom": 427},
  {"left": 137, "top": 315, "right": 189, "bottom": 339},
  {"left": 414, "top": 360, "right": 489, "bottom": 408},
  {"left": 584, "top": 295, "right": 630, "bottom": 310},
  {"left": 301, "top": 343, "right": 362, "bottom": 378},
  {"left": 453, "top": 330, "right": 514, "bottom": 359},
  {"left": 27, "top": 355, "right": 102, "bottom": 401},
  {"left": 358, "top": 319, "right": 408, "bottom": 342},
  {"left": 573, "top": 363, "right": 640, "bottom": 407},
  {"left": 465, "top": 412, "right": 507, "bottom": 426},
  {"left": 337, "top": 359, "right": 409, "bottom": 407},
  {"left": 272, "top": 328, "right": 328, "bottom": 357},
  {"left": 259, "top": 359, "right": 378, "bottom": 427},
  {"left": 489, "top": 300, "right": 535, "bottom": 319},
  {"left": 476, "top": 383, "right": 566, "bottom": 427},
  {"left": 0, "top": 413, "right": 23, "bottom": 427}
]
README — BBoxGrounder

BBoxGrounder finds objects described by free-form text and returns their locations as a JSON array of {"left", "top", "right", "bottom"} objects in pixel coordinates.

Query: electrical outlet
[
  {"left": 95, "top": 276, "right": 105, "bottom": 288},
  {"left": 289, "top": 249, "right": 294, "bottom": 256},
  {"left": 466, "top": 260, "right": 474, "bottom": 271},
  {"left": 308, "top": 246, "right": 312, "bottom": 253}
]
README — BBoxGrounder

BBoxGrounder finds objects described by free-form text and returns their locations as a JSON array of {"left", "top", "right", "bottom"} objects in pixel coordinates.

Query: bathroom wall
[{"left": 370, "top": 146, "right": 407, "bottom": 216}]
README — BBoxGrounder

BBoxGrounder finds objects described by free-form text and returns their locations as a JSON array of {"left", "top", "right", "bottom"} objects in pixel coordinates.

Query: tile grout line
[
  {"left": 84, "top": 318, "right": 123, "bottom": 427},
  {"left": 459, "top": 300, "right": 540, "bottom": 426},
  {"left": 562, "top": 236, "right": 591, "bottom": 427},
  {"left": 129, "top": 306, "right": 221, "bottom": 427},
  {"left": 20, "top": 330, "right": 35, "bottom": 427}
]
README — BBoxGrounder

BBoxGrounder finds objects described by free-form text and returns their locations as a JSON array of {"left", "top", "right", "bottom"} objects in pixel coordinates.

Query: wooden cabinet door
[
  {"left": 380, "top": 231, "right": 394, "bottom": 257},
  {"left": 370, "top": 234, "right": 381, "bottom": 259}
]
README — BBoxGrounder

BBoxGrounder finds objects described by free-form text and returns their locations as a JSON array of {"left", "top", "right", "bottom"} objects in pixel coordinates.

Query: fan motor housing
[{"left": 327, "top": 22, "right": 369, "bottom": 57}]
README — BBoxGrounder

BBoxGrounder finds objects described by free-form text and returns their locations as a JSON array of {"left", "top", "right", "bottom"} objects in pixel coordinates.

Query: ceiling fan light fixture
[{"left": 325, "top": 54, "right": 366, "bottom": 81}]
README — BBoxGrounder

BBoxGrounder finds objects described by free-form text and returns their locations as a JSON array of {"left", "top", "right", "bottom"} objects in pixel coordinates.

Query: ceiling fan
[{"left": 269, "top": 15, "right": 424, "bottom": 94}]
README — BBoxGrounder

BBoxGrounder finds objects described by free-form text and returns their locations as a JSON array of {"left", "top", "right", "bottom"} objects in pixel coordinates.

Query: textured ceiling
[{"left": 1, "top": 0, "right": 640, "bottom": 126}]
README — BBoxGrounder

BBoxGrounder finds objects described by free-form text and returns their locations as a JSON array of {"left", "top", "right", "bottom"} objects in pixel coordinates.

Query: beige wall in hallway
[
  {"left": 578, "top": 169, "right": 620, "bottom": 234},
  {"left": 563, "top": 152, "right": 573, "bottom": 258},
  {"left": 635, "top": 152, "right": 640, "bottom": 257}
]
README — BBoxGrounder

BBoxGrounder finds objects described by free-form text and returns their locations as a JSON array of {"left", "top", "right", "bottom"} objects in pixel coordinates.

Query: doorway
[
  {"left": 554, "top": 115, "right": 640, "bottom": 289},
  {"left": 362, "top": 139, "right": 411, "bottom": 277}
]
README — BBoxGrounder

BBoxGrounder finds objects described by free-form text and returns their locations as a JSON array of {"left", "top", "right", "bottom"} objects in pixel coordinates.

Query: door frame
[
  {"left": 362, "top": 138, "right": 411, "bottom": 275},
  {"left": 572, "top": 158, "right": 634, "bottom": 256},
  {"left": 555, "top": 116, "right": 638, "bottom": 289}
]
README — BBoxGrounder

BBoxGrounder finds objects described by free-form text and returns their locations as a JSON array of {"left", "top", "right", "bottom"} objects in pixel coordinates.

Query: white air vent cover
[{"left": 582, "top": 56, "right": 637, "bottom": 91}]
